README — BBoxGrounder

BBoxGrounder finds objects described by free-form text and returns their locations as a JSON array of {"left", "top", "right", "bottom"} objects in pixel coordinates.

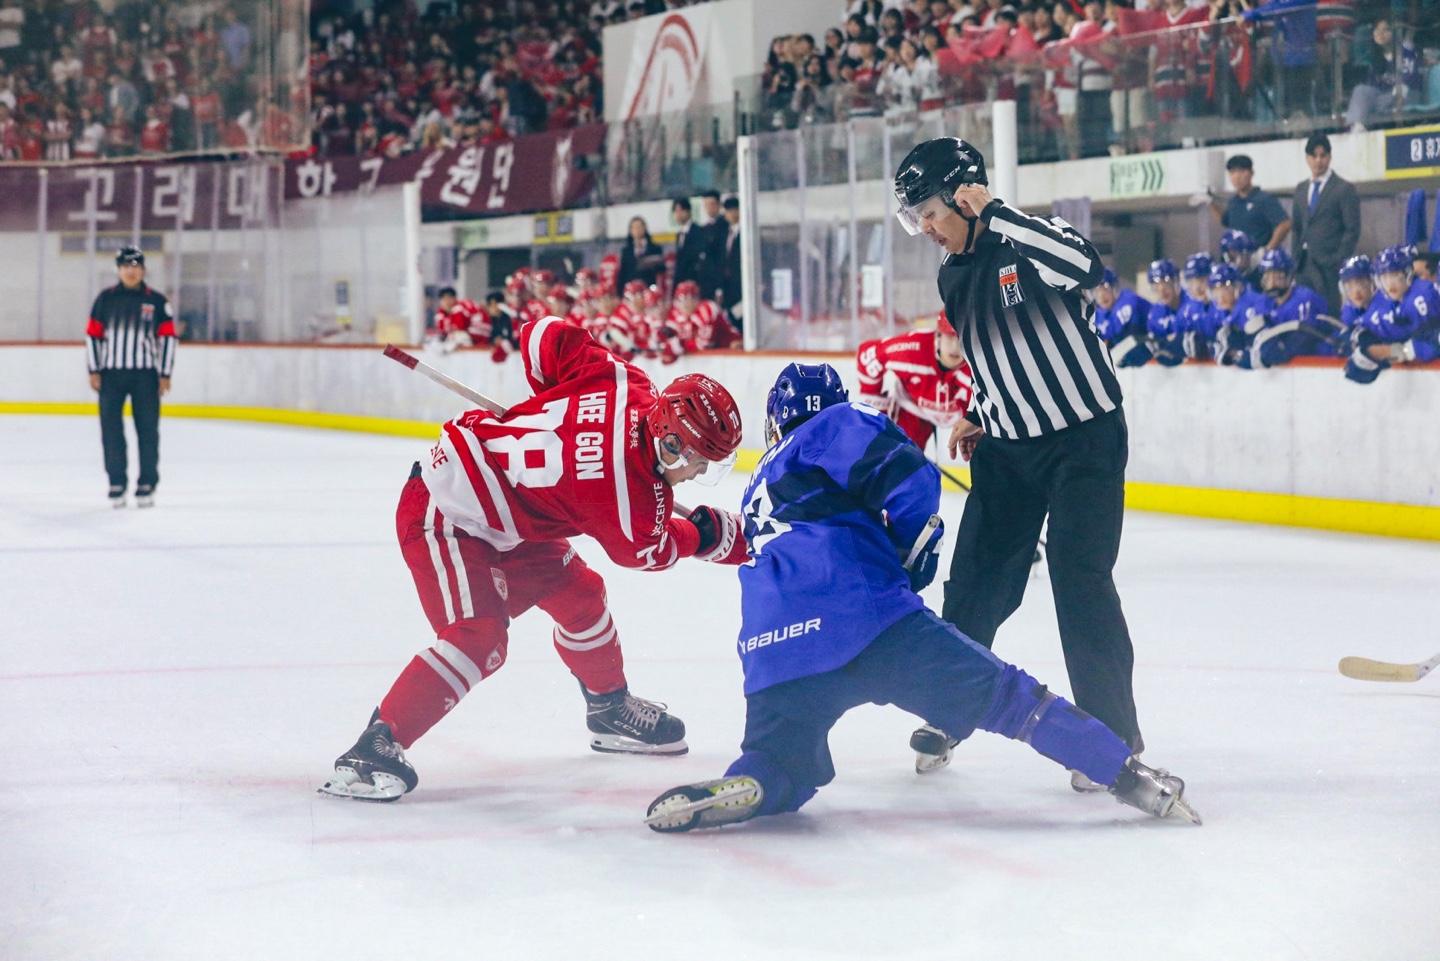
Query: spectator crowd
[
  {"left": 761, "top": 0, "right": 1440, "bottom": 160},
  {"left": 0, "top": 0, "right": 305, "bottom": 161}
]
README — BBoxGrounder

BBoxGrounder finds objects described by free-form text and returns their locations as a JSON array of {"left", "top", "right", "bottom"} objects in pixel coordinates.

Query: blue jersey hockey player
[
  {"left": 1219, "top": 228, "right": 1263, "bottom": 291},
  {"left": 1235, "top": 247, "right": 1338, "bottom": 368},
  {"left": 1178, "top": 253, "right": 1213, "bottom": 360},
  {"left": 1207, "top": 263, "right": 1272, "bottom": 365},
  {"left": 1337, "top": 255, "right": 1375, "bottom": 337},
  {"left": 643, "top": 363, "right": 1200, "bottom": 833},
  {"left": 1144, "top": 259, "right": 1188, "bottom": 366},
  {"left": 1346, "top": 245, "right": 1440, "bottom": 383},
  {"left": 1091, "top": 268, "right": 1152, "bottom": 367}
]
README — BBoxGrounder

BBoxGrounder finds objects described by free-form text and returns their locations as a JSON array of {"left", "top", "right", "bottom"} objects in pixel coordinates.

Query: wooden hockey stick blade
[
  {"left": 382, "top": 344, "right": 505, "bottom": 415},
  {"left": 1338, "top": 653, "right": 1440, "bottom": 683},
  {"left": 382, "top": 346, "right": 696, "bottom": 515}
]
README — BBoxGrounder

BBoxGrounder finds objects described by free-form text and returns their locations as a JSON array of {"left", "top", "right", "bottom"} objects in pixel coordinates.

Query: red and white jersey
[
  {"left": 856, "top": 329, "right": 974, "bottom": 429},
  {"left": 669, "top": 299, "right": 737, "bottom": 351},
  {"left": 433, "top": 298, "right": 489, "bottom": 340},
  {"left": 421, "top": 317, "right": 686, "bottom": 571},
  {"left": 521, "top": 299, "right": 548, "bottom": 326}
]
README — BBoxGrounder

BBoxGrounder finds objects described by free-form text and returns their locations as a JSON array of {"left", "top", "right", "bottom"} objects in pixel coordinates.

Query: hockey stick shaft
[
  {"left": 382, "top": 344, "right": 695, "bottom": 516},
  {"left": 1337, "top": 652, "right": 1440, "bottom": 683}
]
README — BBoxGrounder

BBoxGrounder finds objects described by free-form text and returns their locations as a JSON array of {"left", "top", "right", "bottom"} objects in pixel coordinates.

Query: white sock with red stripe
[{"left": 379, "top": 620, "right": 508, "bottom": 748}]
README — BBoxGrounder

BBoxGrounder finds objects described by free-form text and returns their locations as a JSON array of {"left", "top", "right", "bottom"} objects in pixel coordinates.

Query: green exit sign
[{"left": 1109, "top": 157, "right": 1166, "bottom": 198}]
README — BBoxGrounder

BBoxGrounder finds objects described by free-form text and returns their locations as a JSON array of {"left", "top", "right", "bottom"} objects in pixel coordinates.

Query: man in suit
[
  {"left": 1291, "top": 134, "right": 1360, "bottom": 315},
  {"left": 698, "top": 189, "right": 727, "bottom": 303},
  {"left": 720, "top": 195, "right": 743, "bottom": 330},
  {"left": 671, "top": 197, "right": 704, "bottom": 287}
]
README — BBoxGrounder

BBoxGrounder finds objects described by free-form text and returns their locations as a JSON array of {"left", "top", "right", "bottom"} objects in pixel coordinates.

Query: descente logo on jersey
[{"left": 738, "top": 618, "right": 822, "bottom": 654}]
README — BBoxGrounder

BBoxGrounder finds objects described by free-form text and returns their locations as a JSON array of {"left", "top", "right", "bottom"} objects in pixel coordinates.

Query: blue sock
[
  {"left": 977, "top": 665, "right": 1131, "bottom": 786},
  {"left": 725, "top": 750, "right": 816, "bottom": 816}
]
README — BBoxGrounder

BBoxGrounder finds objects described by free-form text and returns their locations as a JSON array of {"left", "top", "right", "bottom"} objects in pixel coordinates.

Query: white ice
[{"left": 3, "top": 415, "right": 1438, "bottom": 961}]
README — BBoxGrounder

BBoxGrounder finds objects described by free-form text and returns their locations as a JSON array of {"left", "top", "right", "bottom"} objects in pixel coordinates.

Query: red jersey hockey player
[
  {"left": 431, "top": 287, "right": 490, "bottom": 352},
  {"left": 668, "top": 280, "right": 740, "bottom": 354},
  {"left": 320, "top": 317, "right": 748, "bottom": 801},
  {"left": 855, "top": 312, "right": 975, "bottom": 452}
]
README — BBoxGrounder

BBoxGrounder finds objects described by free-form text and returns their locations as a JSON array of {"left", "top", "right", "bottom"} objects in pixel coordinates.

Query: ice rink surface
[{"left": 3, "top": 414, "right": 1438, "bottom": 961}]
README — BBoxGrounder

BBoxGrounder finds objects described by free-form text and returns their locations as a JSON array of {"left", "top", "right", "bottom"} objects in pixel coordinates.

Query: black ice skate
[
  {"left": 910, "top": 724, "right": 960, "bottom": 774},
  {"left": 645, "top": 776, "right": 763, "bottom": 833},
  {"left": 1110, "top": 756, "right": 1201, "bottom": 824},
  {"left": 582, "top": 682, "right": 687, "bottom": 756},
  {"left": 318, "top": 711, "right": 418, "bottom": 802},
  {"left": 135, "top": 485, "right": 155, "bottom": 508},
  {"left": 108, "top": 485, "right": 126, "bottom": 509},
  {"left": 1074, "top": 735, "right": 1143, "bottom": 793}
]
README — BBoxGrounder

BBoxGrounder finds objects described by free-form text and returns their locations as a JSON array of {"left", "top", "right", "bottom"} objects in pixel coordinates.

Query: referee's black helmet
[
  {"left": 893, "top": 138, "right": 987, "bottom": 236},
  {"left": 116, "top": 245, "right": 145, "bottom": 267}
]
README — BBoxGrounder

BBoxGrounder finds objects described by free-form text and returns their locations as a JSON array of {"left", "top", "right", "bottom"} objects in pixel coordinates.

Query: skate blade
[
  {"left": 1070, "top": 770, "right": 1108, "bottom": 793},
  {"left": 135, "top": 498, "right": 155, "bottom": 509},
  {"left": 1168, "top": 796, "right": 1203, "bottom": 825},
  {"left": 644, "top": 780, "right": 760, "bottom": 832},
  {"left": 590, "top": 734, "right": 688, "bottom": 756},
  {"left": 317, "top": 767, "right": 408, "bottom": 802},
  {"left": 914, "top": 749, "right": 953, "bottom": 775}
]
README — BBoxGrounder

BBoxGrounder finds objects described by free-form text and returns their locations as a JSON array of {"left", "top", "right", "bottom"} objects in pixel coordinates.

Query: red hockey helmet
[
  {"left": 623, "top": 279, "right": 646, "bottom": 299},
  {"left": 674, "top": 280, "right": 700, "bottom": 300},
  {"left": 643, "top": 285, "right": 663, "bottom": 308},
  {"left": 936, "top": 310, "right": 956, "bottom": 336},
  {"left": 575, "top": 266, "right": 599, "bottom": 288},
  {"left": 532, "top": 268, "right": 555, "bottom": 288},
  {"left": 547, "top": 283, "right": 571, "bottom": 302},
  {"left": 505, "top": 273, "right": 526, "bottom": 294},
  {"left": 646, "top": 374, "right": 743, "bottom": 483}
]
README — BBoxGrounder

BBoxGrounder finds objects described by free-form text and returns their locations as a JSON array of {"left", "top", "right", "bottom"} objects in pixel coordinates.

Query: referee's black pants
[
  {"left": 98, "top": 369, "right": 161, "bottom": 492},
  {"left": 941, "top": 408, "right": 1140, "bottom": 747}
]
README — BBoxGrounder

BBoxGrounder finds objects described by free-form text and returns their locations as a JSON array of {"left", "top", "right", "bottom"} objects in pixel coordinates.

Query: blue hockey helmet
[
  {"left": 1207, "top": 262, "right": 1242, "bottom": 287},
  {"left": 1338, "top": 254, "right": 1372, "bottom": 283},
  {"left": 1258, "top": 247, "right": 1295, "bottom": 276},
  {"left": 765, "top": 362, "right": 849, "bottom": 444},
  {"left": 1219, "top": 229, "right": 1257, "bottom": 257},
  {"left": 1099, "top": 267, "right": 1118, "bottom": 288},
  {"left": 1147, "top": 258, "right": 1179, "bottom": 284},
  {"left": 1182, "top": 252, "right": 1213, "bottom": 281},
  {"left": 1373, "top": 244, "right": 1412, "bottom": 277}
]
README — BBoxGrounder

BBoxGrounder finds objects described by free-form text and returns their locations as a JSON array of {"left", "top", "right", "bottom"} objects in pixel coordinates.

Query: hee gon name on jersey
[{"left": 574, "top": 390, "right": 607, "bottom": 480}]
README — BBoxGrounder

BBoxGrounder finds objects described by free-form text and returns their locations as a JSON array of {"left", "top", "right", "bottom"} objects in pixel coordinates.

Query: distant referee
[
  {"left": 86, "top": 245, "right": 176, "bottom": 508},
  {"left": 892, "top": 138, "right": 1143, "bottom": 785}
]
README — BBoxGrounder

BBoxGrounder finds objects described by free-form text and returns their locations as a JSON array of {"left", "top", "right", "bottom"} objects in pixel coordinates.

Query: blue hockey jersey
[
  {"left": 1094, "top": 289, "right": 1152, "bottom": 367},
  {"left": 1211, "top": 288, "right": 1273, "bottom": 363},
  {"left": 735, "top": 401, "right": 940, "bottom": 695},
  {"left": 1177, "top": 294, "right": 1213, "bottom": 360},
  {"left": 1146, "top": 295, "right": 1190, "bottom": 366},
  {"left": 1345, "top": 283, "right": 1440, "bottom": 381},
  {"left": 1238, "top": 284, "right": 1333, "bottom": 367}
]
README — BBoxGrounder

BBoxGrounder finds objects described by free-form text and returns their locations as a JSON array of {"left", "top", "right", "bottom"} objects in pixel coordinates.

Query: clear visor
[
  {"left": 658, "top": 433, "right": 737, "bottom": 487},
  {"left": 1341, "top": 277, "right": 1372, "bottom": 302},
  {"left": 894, "top": 192, "right": 952, "bottom": 237}
]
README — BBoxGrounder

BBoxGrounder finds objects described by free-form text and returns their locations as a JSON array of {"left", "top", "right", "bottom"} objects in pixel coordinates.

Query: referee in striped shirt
[
  {"left": 893, "top": 138, "right": 1143, "bottom": 783},
  {"left": 86, "top": 245, "right": 176, "bottom": 508}
]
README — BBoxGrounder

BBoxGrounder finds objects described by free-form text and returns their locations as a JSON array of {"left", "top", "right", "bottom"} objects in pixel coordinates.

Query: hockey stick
[
  {"left": 382, "top": 344, "right": 695, "bottom": 516},
  {"left": 1338, "top": 652, "right": 1440, "bottom": 683},
  {"left": 927, "top": 434, "right": 1045, "bottom": 559}
]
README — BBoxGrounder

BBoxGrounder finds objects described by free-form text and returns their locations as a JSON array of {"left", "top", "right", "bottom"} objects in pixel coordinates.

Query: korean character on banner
[{"left": 440, "top": 146, "right": 484, "bottom": 208}]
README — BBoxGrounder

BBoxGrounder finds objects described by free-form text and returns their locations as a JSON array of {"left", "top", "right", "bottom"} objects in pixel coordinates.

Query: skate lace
[{"left": 619, "top": 694, "right": 664, "bottom": 732}]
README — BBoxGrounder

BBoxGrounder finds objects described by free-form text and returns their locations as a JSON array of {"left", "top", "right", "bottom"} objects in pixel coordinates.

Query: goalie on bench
[{"left": 643, "top": 363, "right": 1200, "bottom": 833}]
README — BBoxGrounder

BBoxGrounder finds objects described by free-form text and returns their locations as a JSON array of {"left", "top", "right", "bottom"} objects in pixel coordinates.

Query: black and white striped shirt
[
  {"left": 938, "top": 201, "right": 1120, "bottom": 440},
  {"left": 85, "top": 284, "right": 177, "bottom": 376}
]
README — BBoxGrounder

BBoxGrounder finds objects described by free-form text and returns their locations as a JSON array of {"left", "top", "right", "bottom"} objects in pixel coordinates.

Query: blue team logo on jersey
[{"left": 999, "top": 264, "right": 1024, "bottom": 307}]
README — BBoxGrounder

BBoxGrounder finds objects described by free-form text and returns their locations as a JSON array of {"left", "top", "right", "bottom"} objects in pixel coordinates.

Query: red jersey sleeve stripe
[
  {"left": 442, "top": 422, "right": 511, "bottom": 537},
  {"left": 156, "top": 320, "right": 176, "bottom": 338},
  {"left": 86, "top": 317, "right": 104, "bottom": 337}
]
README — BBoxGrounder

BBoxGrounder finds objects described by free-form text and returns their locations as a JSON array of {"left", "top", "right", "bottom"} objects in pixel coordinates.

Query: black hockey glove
[{"left": 689, "top": 505, "right": 745, "bottom": 564}]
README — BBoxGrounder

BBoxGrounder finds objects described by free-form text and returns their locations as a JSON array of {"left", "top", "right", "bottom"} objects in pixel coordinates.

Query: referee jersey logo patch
[
  {"left": 141, "top": 304, "right": 155, "bottom": 323},
  {"left": 998, "top": 265, "right": 1024, "bottom": 307}
]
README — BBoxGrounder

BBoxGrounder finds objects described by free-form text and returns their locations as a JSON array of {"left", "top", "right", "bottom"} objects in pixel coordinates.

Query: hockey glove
[
  {"left": 901, "top": 516, "right": 944, "bottom": 593},
  {"left": 689, "top": 505, "right": 748, "bottom": 565}
]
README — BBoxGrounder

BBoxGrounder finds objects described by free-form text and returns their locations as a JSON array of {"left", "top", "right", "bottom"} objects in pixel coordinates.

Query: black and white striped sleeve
[
  {"left": 980, "top": 201, "right": 1104, "bottom": 291},
  {"left": 155, "top": 296, "right": 177, "bottom": 377}
]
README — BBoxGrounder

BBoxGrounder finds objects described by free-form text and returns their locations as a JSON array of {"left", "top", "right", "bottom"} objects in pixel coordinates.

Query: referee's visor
[{"left": 894, "top": 192, "right": 953, "bottom": 237}]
